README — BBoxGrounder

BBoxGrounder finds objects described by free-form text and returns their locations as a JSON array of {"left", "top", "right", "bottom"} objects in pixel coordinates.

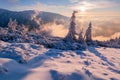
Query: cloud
[
  {"left": 69, "top": 0, "right": 80, "bottom": 3},
  {"left": 9, "top": 2, "right": 71, "bottom": 16},
  {"left": 69, "top": 0, "right": 120, "bottom": 11},
  {"left": 4, "top": 0, "right": 120, "bottom": 16}
]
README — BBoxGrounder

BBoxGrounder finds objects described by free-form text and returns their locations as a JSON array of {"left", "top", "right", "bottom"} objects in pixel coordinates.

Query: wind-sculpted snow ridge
[{"left": 0, "top": 41, "right": 120, "bottom": 80}]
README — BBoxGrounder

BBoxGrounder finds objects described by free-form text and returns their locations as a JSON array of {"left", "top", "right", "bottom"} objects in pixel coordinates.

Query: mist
[
  {"left": 27, "top": 10, "right": 120, "bottom": 41},
  {"left": 40, "top": 15, "right": 120, "bottom": 41},
  {"left": 41, "top": 22, "right": 68, "bottom": 38}
]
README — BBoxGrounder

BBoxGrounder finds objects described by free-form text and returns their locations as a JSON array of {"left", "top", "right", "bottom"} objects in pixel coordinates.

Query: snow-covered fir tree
[{"left": 65, "top": 11, "right": 78, "bottom": 42}]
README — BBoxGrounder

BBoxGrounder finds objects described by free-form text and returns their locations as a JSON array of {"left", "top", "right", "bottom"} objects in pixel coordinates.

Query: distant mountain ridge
[{"left": 0, "top": 8, "right": 69, "bottom": 29}]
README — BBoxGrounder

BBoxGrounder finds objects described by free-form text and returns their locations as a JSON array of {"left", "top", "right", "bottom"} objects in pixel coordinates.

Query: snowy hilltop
[
  {"left": 0, "top": 41, "right": 120, "bottom": 80},
  {"left": 0, "top": 12, "right": 87, "bottom": 50},
  {"left": 0, "top": 9, "right": 120, "bottom": 80},
  {"left": 0, "top": 8, "right": 68, "bottom": 29}
]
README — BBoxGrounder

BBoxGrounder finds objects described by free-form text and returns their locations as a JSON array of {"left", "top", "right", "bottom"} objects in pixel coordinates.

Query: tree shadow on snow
[
  {"left": 0, "top": 60, "right": 31, "bottom": 80},
  {"left": 74, "top": 50, "right": 87, "bottom": 58},
  {"left": 50, "top": 70, "right": 107, "bottom": 80},
  {"left": 108, "top": 67, "right": 120, "bottom": 74},
  {"left": 28, "top": 49, "right": 64, "bottom": 68},
  {"left": 50, "top": 70, "right": 90, "bottom": 80},
  {"left": 87, "top": 47, "right": 114, "bottom": 66}
]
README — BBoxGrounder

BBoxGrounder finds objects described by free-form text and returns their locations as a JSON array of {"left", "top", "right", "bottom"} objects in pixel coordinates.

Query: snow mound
[
  {"left": 0, "top": 58, "right": 29, "bottom": 80},
  {"left": 0, "top": 41, "right": 120, "bottom": 80}
]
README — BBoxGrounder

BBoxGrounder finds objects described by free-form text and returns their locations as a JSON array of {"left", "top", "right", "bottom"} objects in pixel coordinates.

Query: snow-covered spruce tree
[
  {"left": 84, "top": 22, "right": 93, "bottom": 45},
  {"left": 0, "top": 27, "right": 8, "bottom": 41},
  {"left": 118, "top": 37, "right": 120, "bottom": 45},
  {"left": 64, "top": 11, "right": 78, "bottom": 42},
  {"left": 16, "top": 24, "right": 29, "bottom": 42},
  {"left": 8, "top": 18, "right": 17, "bottom": 32},
  {"left": 7, "top": 18, "right": 29, "bottom": 42},
  {"left": 78, "top": 28, "right": 84, "bottom": 43},
  {"left": 5, "top": 18, "right": 18, "bottom": 42},
  {"left": 77, "top": 28, "right": 88, "bottom": 50}
]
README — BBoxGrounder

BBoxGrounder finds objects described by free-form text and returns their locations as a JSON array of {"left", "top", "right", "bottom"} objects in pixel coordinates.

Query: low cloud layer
[
  {"left": 41, "top": 15, "right": 120, "bottom": 41},
  {"left": 41, "top": 23, "right": 68, "bottom": 38},
  {"left": 78, "top": 15, "right": 120, "bottom": 41}
]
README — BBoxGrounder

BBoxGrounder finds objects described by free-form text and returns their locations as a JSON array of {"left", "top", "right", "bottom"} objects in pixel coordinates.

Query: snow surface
[{"left": 0, "top": 41, "right": 120, "bottom": 80}]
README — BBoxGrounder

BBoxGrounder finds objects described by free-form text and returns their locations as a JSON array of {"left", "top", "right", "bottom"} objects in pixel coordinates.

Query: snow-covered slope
[{"left": 0, "top": 41, "right": 120, "bottom": 80}]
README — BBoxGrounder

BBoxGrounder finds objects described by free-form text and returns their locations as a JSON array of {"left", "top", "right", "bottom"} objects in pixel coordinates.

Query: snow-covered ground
[{"left": 0, "top": 41, "right": 120, "bottom": 80}]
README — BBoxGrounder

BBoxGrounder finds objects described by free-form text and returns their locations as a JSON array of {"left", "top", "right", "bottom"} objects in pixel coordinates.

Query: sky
[
  {"left": 0, "top": 0, "right": 120, "bottom": 40},
  {"left": 0, "top": 0, "right": 120, "bottom": 15}
]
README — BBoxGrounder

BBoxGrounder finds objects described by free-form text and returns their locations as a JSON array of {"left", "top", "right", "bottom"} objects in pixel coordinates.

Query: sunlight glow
[{"left": 80, "top": 6, "right": 86, "bottom": 12}]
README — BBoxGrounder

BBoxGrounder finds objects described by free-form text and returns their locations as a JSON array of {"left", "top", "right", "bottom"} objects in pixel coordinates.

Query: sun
[{"left": 80, "top": 6, "right": 86, "bottom": 12}]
